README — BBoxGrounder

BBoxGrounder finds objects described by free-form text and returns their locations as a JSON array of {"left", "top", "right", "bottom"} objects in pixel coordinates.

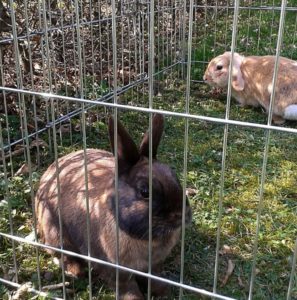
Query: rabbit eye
[
  {"left": 216, "top": 65, "right": 223, "bottom": 71},
  {"left": 140, "top": 185, "right": 149, "bottom": 199}
]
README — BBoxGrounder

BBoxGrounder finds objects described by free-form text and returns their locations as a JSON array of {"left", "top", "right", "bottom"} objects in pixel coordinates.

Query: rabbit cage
[{"left": 1, "top": 0, "right": 297, "bottom": 299}]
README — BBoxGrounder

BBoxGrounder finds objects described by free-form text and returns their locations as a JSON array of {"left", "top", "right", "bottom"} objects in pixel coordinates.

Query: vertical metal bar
[
  {"left": 107, "top": 4, "right": 112, "bottom": 94},
  {"left": 181, "top": 0, "right": 187, "bottom": 79},
  {"left": 133, "top": 2, "right": 139, "bottom": 103},
  {"left": 224, "top": 1, "right": 230, "bottom": 52},
  {"left": 9, "top": 2, "right": 25, "bottom": 154},
  {"left": 128, "top": 4, "right": 132, "bottom": 86},
  {"left": 143, "top": 2, "right": 148, "bottom": 104},
  {"left": 37, "top": 0, "right": 52, "bottom": 157},
  {"left": 157, "top": 0, "right": 161, "bottom": 76},
  {"left": 290, "top": 11, "right": 297, "bottom": 59},
  {"left": 287, "top": 237, "right": 297, "bottom": 300},
  {"left": 74, "top": 0, "right": 92, "bottom": 298},
  {"left": 203, "top": 0, "right": 207, "bottom": 61},
  {"left": 266, "top": 0, "right": 287, "bottom": 126},
  {"left": 40, "top": 0, "right": 66, "bottom": 296},
  {"left": 0, "top": 48, "right": 14, "bottom": 176},
  {"left": 179, "top": 0, "right": 193, "bottom": 298},
  {"left": 166, "top": 0, "right": 169, "bottom": 68},
  {"left": 9, "top": 0, "right": 43, "bottom": 289},
  {"left": 147, "top": 0, "right": 155, "bottom": 298},
  {"left": 80, "top": 1, "right": 88, "bottom": 98},
  {"left": 268, "top": 0, "right": 276, "bottom": 53},
  {"left": 98, "top": 1, "right": 103, "bottom": 87},
  {"left": 0, "top": 123, "right": 19, "bottom": 283},
  {"left": 245, "top": 0, "right": 252, "bottom": 53},
  {"left": 47, "top": 0, "right": 58, "bottom": 94},
  {"left": 213, "top": 0, "right": 218, "bottom": 56},
  {"left": 70, "top": 5, "right": 78, "bottom": 99},
  {"left": 89, "top": 0, "right": 96, "bottom": 95},
  {"left": 256, "top": 0, "right": 264, "bottom": 54},
  {"left": 170, "top": 1, "right": 174, "bottom": 67},
  {"left": 213, "top": 0, "right": 240, "bottom": 294},
  {"left": 60, "top": 2, "right": 73, "bottom": 145},
  {"left": 24, "top": 0, "right": 40, "bottom": 167},
  {"left": 111, "top": 0, "right": 120, "bottom": 298},
  {"left": 121, "top": 2, "right": 125, "bottom": 85},
  {"left": 248, "top": 1, "right": 287, "bottom": 298}
]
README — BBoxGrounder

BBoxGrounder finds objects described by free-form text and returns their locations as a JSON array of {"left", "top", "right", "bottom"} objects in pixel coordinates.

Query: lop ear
[
  {"left": 108, "top": 116, "right": 140, "bottom": 170},
  {"left": 231, "top": 53, "right": 245, "bottom": 91},
  {"left": 139, "top": 114, "right": 164, "bottom": 158}
]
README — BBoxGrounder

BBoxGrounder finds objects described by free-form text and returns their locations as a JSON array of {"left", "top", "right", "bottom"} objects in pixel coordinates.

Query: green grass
[{"left": 1, "top": 84, "right": 297, "bottom": 299}]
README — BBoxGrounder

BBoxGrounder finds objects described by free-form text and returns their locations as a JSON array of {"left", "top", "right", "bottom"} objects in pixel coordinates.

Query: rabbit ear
[
  {"left": 231, "top": 53, "right": 245, "bottom": 91},
  {"left": 108, "top": 116, "right": 140, "bottom": 170},
  {"left": 139, "top": 114, "right": 164, "bottom": 158}
]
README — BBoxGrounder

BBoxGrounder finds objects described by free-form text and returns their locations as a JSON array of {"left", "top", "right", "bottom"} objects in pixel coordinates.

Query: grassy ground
[
  {"left": 1, "top": 1, "right": 297, "bottom": 299},
  {"left": 1, "top": 82, "right": 297, "bottom": 299}
]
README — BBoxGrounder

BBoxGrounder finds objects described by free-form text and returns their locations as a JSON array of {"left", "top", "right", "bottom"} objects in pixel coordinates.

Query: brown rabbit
[
  {"left": 203, "top": 51, "right": 297, "bottom": 124},
  {"left": 35, "top": 114, "right": 192, "bottom": 299}
]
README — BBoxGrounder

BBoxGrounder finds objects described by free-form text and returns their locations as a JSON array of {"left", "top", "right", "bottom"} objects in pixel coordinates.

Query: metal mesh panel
[{"left": 1, "top": 0, "right": 297, "bottom": 299}]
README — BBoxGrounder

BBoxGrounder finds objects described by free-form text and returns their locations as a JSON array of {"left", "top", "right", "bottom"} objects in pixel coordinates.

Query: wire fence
[{"left": 1, "top": 0, "right": 297, "bottom": 299}]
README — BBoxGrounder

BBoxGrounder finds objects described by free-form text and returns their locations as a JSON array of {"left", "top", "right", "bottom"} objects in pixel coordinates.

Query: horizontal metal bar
[
  {"left": 191, "top": 79, "right": 205, "bottom": 83},
  {"left": 2, "top": 60, "right": 182, "bottom": 151},
  {"left": 2, "top": 75, "right": 147, "bottom": 150},
  {"left": 1, "top": 86, "right": 297, "bottom": 135},
  {"left": 0, "top": 278, "right": 64, "bottom": 300},
  {"left": 0, "top": 16, "right": 112, "bottom": 45},
  {"left": 153, "top": 60, "right": 181, "bottom": 76},
  {"left": 0, "top": 232, "right": 236, "bottom": 300},
  {"left": 182, "top": 60, "right": 208, "bottom": 64},
  {"left": 194, "top": 5, "right": 297, "bottom": 12}
]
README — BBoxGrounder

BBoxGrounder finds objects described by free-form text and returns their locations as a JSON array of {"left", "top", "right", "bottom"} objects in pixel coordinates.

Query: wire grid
[{"left": 0, "top": 0, "right": 297, "bottom": 299}]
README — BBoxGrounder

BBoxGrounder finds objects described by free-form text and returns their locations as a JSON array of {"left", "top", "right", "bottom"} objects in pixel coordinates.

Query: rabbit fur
[
  {"left": 35, "top": 114, "right": 192, "bottom": 299},
  {"left": 203, "top": 51, "right": 297, "bottom": 124}
]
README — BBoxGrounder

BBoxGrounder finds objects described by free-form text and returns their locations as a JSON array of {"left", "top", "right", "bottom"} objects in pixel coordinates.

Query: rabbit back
[
  {"left": 240, "top": 56, "right": 297, "bottom": 116},
  {"left": 35, "top": 149, "right": 114, "bottom": 260}
]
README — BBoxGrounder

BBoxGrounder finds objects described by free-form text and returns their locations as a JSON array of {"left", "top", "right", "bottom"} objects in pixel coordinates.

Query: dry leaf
[
  {"left": 33, "top": 62, "right": 42, "bottom": 70},
  {"left": 220, "top": 259, "right": 235, "bottom": 287},
  {"left": 15, "top": 144, "right": 24, "bottom": 150},
  {"left": 30, "top": 138, "right": 48, "bottom": 148},
  {"left": 12, "top": 282, "right": 32, "bottom": 300},
  {"left": 42, "top": 281, "right": 70, "bottom": 291},
  {"left": 74, "top": 123, "right": 81, "bottom": 132},
  {"left": 5, "top": 147, "right": 25, "bottom": 158},
  {"left": 34, "top": 115, "right": 44, "bottom": 123},
  {"left": 27, "top": 123, "right": 36, "bottom": 131},
  {"left": 219, "top": 244, "right": 232, "bottom": 255},
  {"left": 59, "top": 124, "right": 71, "bottom": 133},
  {"left": 186, "top": 188, "right": 198, "bottom": 197},
  {"left": 238, "top": 275, "right": 245, "bottom": 288},
  {"left": 15, "top": 164, "right": 29, "bottom": 176}
]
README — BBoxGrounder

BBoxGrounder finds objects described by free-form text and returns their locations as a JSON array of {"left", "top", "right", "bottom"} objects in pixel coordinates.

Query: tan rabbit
[
  {"left": 203, "top": 51, "right": 297, "bottom": 124},
  {"left": 35, "top": 114, "right": 192, "bottom": 299}
]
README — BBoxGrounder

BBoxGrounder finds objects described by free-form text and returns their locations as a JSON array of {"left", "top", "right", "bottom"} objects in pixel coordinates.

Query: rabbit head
[
  {"left": 108, "top": 114, "right": 192, "bottom": 240},
  {"left": 203, "top": 51, "right": 245, "bottom": 91},
  {"left": 203, "top": 52, "right": 297, "bottom": 124}
]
